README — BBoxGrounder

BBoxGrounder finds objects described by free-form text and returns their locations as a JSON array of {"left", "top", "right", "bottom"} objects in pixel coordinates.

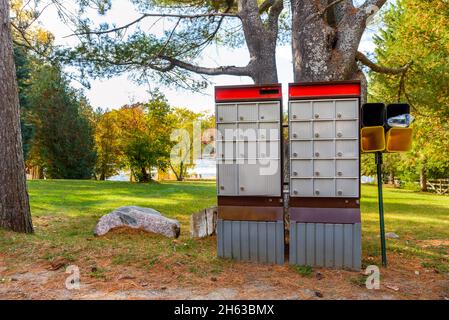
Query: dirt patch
[{"left": 0, "top": 253, "right": 448, "bottom": 300}]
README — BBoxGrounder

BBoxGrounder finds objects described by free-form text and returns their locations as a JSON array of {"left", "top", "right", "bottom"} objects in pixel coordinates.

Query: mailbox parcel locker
[
  {"left": 288, "top": 81, "right": 362, "bottom": 270},
  {"left": 215, "top": 84, "right": 284, "bottom": 264}
]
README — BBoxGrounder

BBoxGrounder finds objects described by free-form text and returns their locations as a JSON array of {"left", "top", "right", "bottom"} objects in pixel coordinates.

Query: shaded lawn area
[{"left": 0, "top": 180, "right": 448, "bottom": 299}]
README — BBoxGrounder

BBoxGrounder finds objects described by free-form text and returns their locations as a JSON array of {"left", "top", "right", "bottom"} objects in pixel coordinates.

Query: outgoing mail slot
[
  {"left": 218, "top": 163, "right": 238, "bottom": 195},
  {"left": 291, "top": 141, "right": 313, "bottom": 158},
  {"left": 314, "top": 160, "right": 335, "bottom": 178},
  {"left": 291, "top": 122, "right": 313, "bottom": 139},
  {"left": 216, "top": 141, "right": 236, "bottom": 159},
  {"left": 238, "top": 103, "right": 258, "bottom": 121},
  {"left": 290, "top": 101, "right": 312, "bottom": 120},
  {"left": 291, "top": 160, "right": 313, "bottom": 178},
  {"left": 313, "top": 121, "right": 334, "bottom": 139},
  {"left": 259, "top": 102, "right": 280, "bottom": 121},
  {"left": 336, "top": 178, "right": 359, "bottom": 197},
  {"left": 217, "top": 124, "right": 236, "bottom": 141},
  {"left": 314, "top": 179, "right": 335, "bottom": 197},
  {"left": 336, "top": 140, "right": 358, "bottom": 158},
  {"left": 386, "top": 127, "right": 413, "bottom": 152},
  {"left": 336, "top": 99, "right": 358, "bottom": 119},
  {"left": 361, "top": 126, "right": 385, "bottom": 153},
  {"left": 259, "top": 122, "right": 279, "bottom": 140},
  {"left": 335, "top": 120, "right": 358, "bottom": 138},
  {"left": 217, "top": 104, "right": 237, "bottom": 122},
  {"left": 239, "top": 162, "right": 281, "bottom": 196},
  {"left": 258, "top": 141, "right": 279, "bottom": 159},
  {"left": 237, "top": 123, "right": 258, "bottom": 141},
  {"left": 313, "top": 101, "right": 334, "bottom": 119},
  {"left": 237, "top": 141, "right": 257, "bottom": 159},
  {"left": 313, "top": 140, "right": 334, "bottom": 158},
  {"left": 291, "top": 179, "right": 313, "bottom": 197},
  {"left": 336, "top": 159, "right": 359, "bottom": 177}
]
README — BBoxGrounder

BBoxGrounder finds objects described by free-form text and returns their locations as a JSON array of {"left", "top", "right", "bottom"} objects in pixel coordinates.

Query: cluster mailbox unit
[
  {"left": 288, "top": 81, "right": 362, "bottom": 270},
  {"left": 215, "top": 84, "right": 284, "bottom": 264}
]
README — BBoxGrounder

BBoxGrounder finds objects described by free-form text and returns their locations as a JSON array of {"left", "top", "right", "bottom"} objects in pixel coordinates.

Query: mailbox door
[
  {"left": 335, "top": 120, "right": 358, "bottom": 139},
  {"left": 313, "top": 101, "right": 335, "bottom": 120},
  {"left": 237, "top": 103, "right": 258, "bottom": 121},
  {"left": 335, "top": 99, "right": 358, "bottom": 119},
  {"left": 291, "top": 122, "right": 313, "bottom": 140},
  {"left": 291, "top": 141, "right": 313, "bottom": 159},
  {"left": 313, "top": 121, "right": 334, "bottom": 139},
  {"left": 291, "top": 179, "right": 313, "bottom": 197},
  {"left": 259, "top": 102, "right": 280, "bottom": 121},
  {"left": 313, "top": 140, "right": 334, "bottom": 159},
  {"left": 336, "top": 179, "right": 359, "bottom": 197},
  {"left": 290, "top": 101, "right": 313, "bottom": 120},
  {"left": 217, "top": 123, "right": 236, "bottom": 141},
  {"left": 217, "top": 163, "right": 238, "bottom": 195},
  {"left": 336, "top": 140, "right": 358, "bottom": 158},
  {"left": 336, "top": 159, "right": 359, "bottom": 178},
  {"left": 314, "top": 160, "right": 335, "bottom": 178},
  {"left": 238, "top": 161, "right": 280, "bottom": 196},
  {"left": 259, "top": 122, "right": 279, "bottom": 140},
  {"left": 217, "top": 104, "right": 237, "bottom": 122},
  {"left": 314, "top": 179, "right": 335, "bottom": 197},
  {"left": 291, "top": 160, "right": 313, "bottom": 178}
]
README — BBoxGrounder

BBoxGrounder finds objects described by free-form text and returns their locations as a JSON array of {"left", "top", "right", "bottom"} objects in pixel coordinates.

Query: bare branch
[
  {"left": 66, "top": 12, "right": 240, "bottom": 38},
  {"left": 356, "top": 51, "right": 412, "bottom": 75}
]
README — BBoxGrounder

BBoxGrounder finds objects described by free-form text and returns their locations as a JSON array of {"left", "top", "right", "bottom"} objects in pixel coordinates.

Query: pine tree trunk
[{"left": 0, "top": 0, "right": 33, "bottom": 233}]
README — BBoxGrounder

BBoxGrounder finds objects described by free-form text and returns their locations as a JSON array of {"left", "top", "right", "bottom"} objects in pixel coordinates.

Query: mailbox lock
[
  {"left": 315, "top": 152, "right": 320, "bottom": 157},
  {"left": 315, "top": 133, "right": 320, "bottom": 138},
  {"left": 314, "top": 114, "right": 319, "bottom": 119},
  {"left": 240, "top": 116, "right": 244, "bottom": 120},
  {"left": 293, "top": 171, "right": 298, "bottom": 176},
  {"left": 315, "top": 171, "right": 320, "bottom": 176},
  {"left": 293, "top": 190, "right": 298, "bottom": 195},
  {"left": 260, "top": 116, "right": 265, "bottom": 120},
  {"left": 293, "top": 133, "right": 298, "bottom": 138},
  {"left": 293, "top": 114, "right": 297, "bottom": 119},
  {"left": 337, "top": 113, "right": 342, "bottom": 119},
  {"left": 337, "top": 132, "right": 343, "bottom": 138},
  {"left": 337, "top": 190, "right": 343, "bottom": 196},
  {"left": 315, "top": 190, "right": 320, "bottom": 195},
  {"left": 219, "top": 117, "right": 223, "bottom": 121},
  {"left": 293, "top": 152, "right": 298, "bottom": 157},
  {"left": 337, "top": 171, "right": 343, "bottom": 176},
  {"left": 337, "top": 152, "right": 343, "bottom": 157},
  {"left": 240, "top": 186, "right": 245, "bottom": 191},
  {"left": 220, "top": 186, "right": 225, "bottom": 190}
]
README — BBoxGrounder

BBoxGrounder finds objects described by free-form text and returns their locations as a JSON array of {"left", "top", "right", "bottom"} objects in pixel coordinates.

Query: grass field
[{"left": 0, "top": 180, "right": 448, "bottom": 299}]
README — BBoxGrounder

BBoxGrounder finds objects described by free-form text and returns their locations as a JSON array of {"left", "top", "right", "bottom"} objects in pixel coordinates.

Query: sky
[{"left": 35, "top": 1, "right": 381, "bottom": 114}]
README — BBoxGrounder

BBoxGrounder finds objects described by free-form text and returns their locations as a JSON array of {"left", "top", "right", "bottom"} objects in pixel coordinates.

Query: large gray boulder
[{"left": 94, "top": 206, "right": 180, "bottom": 238}]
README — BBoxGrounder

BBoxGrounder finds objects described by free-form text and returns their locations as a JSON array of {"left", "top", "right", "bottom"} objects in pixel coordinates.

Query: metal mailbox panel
[
  {"left": 237, "top": 123, "right": 258, "bottom": 141},
  {"left": 291, "top": 160, "right": 313, "bottom": 178},
  {"left": 291, "top": 122, "right": 313, "bottom": 139},
  {"left": 259, "top": 102, "right": 280, "bottom": 121},
  {"left": 291, "top": 141, "right": 313, "bottom": 159},
  {"left": 291, "top": 178, "right": 313, "bottom": 197},
  {"left": 217, "top": 104, "right": 237, "bottom": 122},
  {"left": 336, "top": 140, "right": 358, "bottom": 158},
  {"left": 314, "top": 160, "right": 335, "bottom": 178},
  {"left": 259, "top": 122, "right": 279, "bottom": 140},
  {"left": 217, "top": 163, "right": 238, "bottom": 195},
  {"left": 237, "top": 141, "right": 257, "bottom": 159},
  {"left": 313, "top": 101, "right": 335, "bottom": 119},
  {"left": 335, "top": 120, "right": 358, "bottom": 138},
  {"left": 216, "top": 141, "right": 235, "bottom": 160},
  {"left": 314, "top": 179, "right": 336, "bottom": 197},
  {"left": 238, "top": 161, "right": 281, "bottom": 196},
  {"left": 335, "top": 99, "right": 358, "bottom": 119},
  {"left": 290, "top": 101, "right": 312, "bottom": 120},
  {"left": 217, "top": 123, "right": 236, "bottom": 141},
  {"left": 314, "top": 140, "right": 335, "bottom": 158},
  {"left": 237, "top": 103, "right": 258, "bottom": 121},
  {"left": 258, "top": 141, "right": 279, "bottom": 159},
  {"left": 314, "top": 121, "right": 334, "bottom": 139},
  {"left": 336, "top": 159, "right": 359, "bottom": 178},
  {"left": 336, "top": 178, "right": 359, "bottom": 197}
]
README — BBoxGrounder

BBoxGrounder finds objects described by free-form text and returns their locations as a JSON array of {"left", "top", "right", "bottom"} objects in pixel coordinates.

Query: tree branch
[
  {"left": 355, "top": 51, "right": 412, "bottom": 75},
  {"left": 359, "top": 0, "right": 388, "bottom": 20},
  {"left": 66, "top": 12, "right": 240, "bottom": 37}
]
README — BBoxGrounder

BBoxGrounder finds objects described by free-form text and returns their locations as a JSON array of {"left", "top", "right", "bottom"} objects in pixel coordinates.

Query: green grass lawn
[{"left": 0, "top": 180, "right": 448, "bottom": 277}]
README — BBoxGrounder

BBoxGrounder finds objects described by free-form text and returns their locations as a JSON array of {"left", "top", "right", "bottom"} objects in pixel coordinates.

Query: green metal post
[{"left": 375, "top": 151, "right": 387, "bottom": 267}]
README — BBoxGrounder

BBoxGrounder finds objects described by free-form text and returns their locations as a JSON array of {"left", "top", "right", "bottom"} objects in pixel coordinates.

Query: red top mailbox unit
[{"left": 288, "top": 81, "right": 362, "bottom": 270}]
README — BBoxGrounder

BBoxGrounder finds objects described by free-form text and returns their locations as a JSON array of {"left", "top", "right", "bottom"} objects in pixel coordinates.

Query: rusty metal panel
[
  {"left": 289, "top": 222, "right": 361, "bottom": 270},
  {"left": 217, "top": 219, "right": 284, "bottom": 265}
]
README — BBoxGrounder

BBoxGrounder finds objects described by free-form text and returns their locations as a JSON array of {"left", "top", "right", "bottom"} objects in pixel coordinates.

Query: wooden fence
[{"left": 426, "top": 179, "right": 449, "bottom": 195}]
